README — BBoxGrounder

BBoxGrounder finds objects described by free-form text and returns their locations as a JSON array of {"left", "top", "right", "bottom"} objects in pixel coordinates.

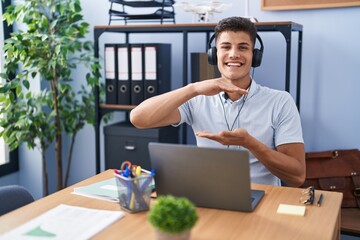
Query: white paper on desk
[
  {"left": 72, "top": 177, "right": 125, "bottom": 203},
  {"left": 0, "top": 204, "right": 125, "bottom": 240}
]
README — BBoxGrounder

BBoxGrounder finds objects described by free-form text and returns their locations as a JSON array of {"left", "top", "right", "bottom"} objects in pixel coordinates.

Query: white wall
[{"left": 1, "top": 1, "right": 359, "bottom": 198}]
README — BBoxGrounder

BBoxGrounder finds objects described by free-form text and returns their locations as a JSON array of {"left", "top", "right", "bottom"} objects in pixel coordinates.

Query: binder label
[
  {"left": 145, "top": 46, "right": 157, "bottom": 80},
  {"left": 118, "top": 47, "right": 129, "bottom": 81},
  {"left": 131, "top": 47, "right": 143, "bottom": 80},
  {"left": 105, "top": 46, "right": 115, "bottom": 79}
]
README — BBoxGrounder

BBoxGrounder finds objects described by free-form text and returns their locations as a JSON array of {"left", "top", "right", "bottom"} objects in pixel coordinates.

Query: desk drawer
[{"left": 104, "top": 121, "right": 179, "bottom": 170}]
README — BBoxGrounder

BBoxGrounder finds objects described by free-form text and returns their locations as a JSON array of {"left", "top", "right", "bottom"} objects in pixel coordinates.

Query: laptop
[{"left": 148, "top": 142, "right": 265, "bottom": 212}]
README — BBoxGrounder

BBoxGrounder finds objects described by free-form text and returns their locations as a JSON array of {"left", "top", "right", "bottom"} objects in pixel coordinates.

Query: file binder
[
  {"left": 117, "top": 44, "right": 131, "bottom": 105},
  {"left": 144, "top": 44, "right": 171, "bottom": 100},
  {"left": 144, "top": 45, "right": 157, "bottom": 99},
  {"left": 105, "top": 44, "right": 117, "bottom": 104},
  {"left": 191, "top": 52, "right": 220, "bottom": 83},
  {"left": 130, "top": 44, "right": 144, "bottom": 105}
]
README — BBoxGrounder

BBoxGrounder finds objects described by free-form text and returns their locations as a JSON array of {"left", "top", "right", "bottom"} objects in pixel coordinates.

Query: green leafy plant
[
  {"left": 148, "top": 195, "right": 198, "bottom": 234},
  {"left": 0, "top": 0, "right": 104, "bottom": 195}
]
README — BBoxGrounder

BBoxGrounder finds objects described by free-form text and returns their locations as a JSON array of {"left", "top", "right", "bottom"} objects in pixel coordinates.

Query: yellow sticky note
[{"left": 277, "top": 204, "right": 306, "bottom": 216}]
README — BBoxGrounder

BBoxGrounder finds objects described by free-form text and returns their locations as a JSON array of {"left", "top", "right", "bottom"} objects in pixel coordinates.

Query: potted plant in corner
[
  {"left": 148, "top": 195, "right": 198, "bottom": 240},
  {"left": 0, "top": 0, "right": 103, "bottom": 195}
]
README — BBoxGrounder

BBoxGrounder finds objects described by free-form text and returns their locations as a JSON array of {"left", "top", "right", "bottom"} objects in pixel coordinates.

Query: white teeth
[{"left": 227, "top": 63, "right": 241, "bottom": 67}]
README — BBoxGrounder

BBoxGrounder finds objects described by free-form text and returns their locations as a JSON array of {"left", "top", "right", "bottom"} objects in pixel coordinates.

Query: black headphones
[{"left": 207, "top": 33, "right": 264, "bottom": 68}]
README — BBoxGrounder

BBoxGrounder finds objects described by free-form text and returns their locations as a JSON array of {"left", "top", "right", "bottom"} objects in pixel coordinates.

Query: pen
[
  {"left": 317, "top": 193, "right": 324, "bottom": 207},
  {"left": 129, "top": 166, "right": 142, "bottom": 210},
  {"left": 139, "top": 169, "right": 155, "bottom": 192}
]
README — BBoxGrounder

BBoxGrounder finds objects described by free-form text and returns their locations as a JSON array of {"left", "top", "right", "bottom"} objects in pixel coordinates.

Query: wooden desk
[{"left": 0, "top": 170, "right": 342, "bottom": 240}]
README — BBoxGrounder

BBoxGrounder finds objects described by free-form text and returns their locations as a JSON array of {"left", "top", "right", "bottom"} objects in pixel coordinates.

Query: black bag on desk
[{"left": 301, "top": 149, "right": 360, "bottom": 208}]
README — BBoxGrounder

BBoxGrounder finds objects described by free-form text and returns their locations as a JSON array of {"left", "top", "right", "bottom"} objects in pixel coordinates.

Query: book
[{"left": 72, "top": 178, "right": 125, "bottom": 202}]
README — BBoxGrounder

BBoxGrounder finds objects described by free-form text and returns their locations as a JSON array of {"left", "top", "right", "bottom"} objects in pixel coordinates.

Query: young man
[{"left": 130, "top": 17, "right": 305, "bottom": 187}]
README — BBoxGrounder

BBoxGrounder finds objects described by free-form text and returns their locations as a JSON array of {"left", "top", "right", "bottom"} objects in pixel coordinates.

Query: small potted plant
[{"left": 148, "top": 195, "right": 198, "bottom": 240}]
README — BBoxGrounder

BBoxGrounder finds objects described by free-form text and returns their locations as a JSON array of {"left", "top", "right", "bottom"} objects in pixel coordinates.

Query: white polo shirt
[{"left": 175, "top": 80, "right": 303, "bottom": 186}]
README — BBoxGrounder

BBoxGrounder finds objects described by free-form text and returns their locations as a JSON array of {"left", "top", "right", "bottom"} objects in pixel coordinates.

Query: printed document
[{"left": 0, "top": 204, "right": 125, "bottom": 240}]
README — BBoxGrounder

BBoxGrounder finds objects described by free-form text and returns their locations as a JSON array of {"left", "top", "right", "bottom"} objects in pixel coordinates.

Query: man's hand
[
  {"left": 196, "top": 128, "right": 249, "bottom": 146},
  {"left": 197, "top": 128, "right": 305, "bottom": 187},
  {"left": 193, "top": 77, "right": 248, "bottom": 97}
]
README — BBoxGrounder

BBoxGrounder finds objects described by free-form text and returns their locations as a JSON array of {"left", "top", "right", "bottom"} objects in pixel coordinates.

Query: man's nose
[{"left": 229, "top": 48, "right": 240, "bottom": 58}]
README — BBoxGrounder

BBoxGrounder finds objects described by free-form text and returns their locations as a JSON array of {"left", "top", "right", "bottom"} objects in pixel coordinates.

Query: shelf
[
  {"left": 94, "top": 22, "right": 303, "bottom": 107},
  {"left": 100, "top": 104, "right": 135, "bottom": 110},
  {"left": 95, "top": 22, "right": 302, "bottom": 33},
  {"left": 98, "top": 104, "right": 135, "bottom": 117}
]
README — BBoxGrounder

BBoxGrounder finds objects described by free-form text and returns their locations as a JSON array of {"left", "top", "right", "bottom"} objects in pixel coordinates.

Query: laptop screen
[{"left": 148, "top": 142, "right": 264, "bottom": 212}]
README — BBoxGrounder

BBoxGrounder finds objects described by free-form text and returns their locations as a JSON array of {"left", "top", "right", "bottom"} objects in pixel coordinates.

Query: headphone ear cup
[
  {"left": 207, "top": 47, "right": 217, "bottom": 66},
  {"left": 252, "top": 48, "right": 263, "bottom": 68}
]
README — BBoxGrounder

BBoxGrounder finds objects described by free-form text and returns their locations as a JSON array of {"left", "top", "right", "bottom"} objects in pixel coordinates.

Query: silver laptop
[{"left": 148, "top": 142, "right": 265, "bottom": 212}]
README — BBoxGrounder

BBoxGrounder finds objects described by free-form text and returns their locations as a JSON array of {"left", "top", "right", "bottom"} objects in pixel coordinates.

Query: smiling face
[{"left": 216, "top": 31, "right": 253, "bottom": 87}]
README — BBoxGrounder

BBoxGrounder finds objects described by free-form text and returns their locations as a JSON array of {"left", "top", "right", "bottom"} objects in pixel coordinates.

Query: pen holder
[{"left": 115, "top": 174, "right": 153, "bottom": 213}]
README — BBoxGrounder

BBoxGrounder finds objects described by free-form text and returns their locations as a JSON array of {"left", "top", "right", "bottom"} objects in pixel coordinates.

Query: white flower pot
[{"left": 155, "top": 229, "right": 191, "bottom": 240}]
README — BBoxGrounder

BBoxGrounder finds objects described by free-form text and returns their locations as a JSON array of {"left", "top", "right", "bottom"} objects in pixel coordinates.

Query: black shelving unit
[{"left": 93, "top": 22, "right": 303, "bottom": 174}]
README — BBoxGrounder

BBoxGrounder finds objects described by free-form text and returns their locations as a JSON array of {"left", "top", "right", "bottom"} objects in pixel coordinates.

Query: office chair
[{"left": 0, "top": 185, "right": 34, "bottom": 216}]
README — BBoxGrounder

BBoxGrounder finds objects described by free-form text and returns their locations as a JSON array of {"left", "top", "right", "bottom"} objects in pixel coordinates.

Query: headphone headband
[{"left": 208, "top": 34, "right": 216, "bottom": 50}]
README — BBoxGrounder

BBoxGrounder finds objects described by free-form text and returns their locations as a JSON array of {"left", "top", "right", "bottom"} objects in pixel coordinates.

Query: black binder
[
  {"left": 117, "top": 44, "right": 131, "bottom": 105},
  {"left": 104, "top": 44, "right": 118, "bottom": 104},
  {"left": 144, "top": 44, "right": 171, "bottom": 100},
  {"left": 130, "top": 44, "right": 144, "bottom": 105},
  {"left": 191, "top": 52, "right": 220, "bottom": 83}
]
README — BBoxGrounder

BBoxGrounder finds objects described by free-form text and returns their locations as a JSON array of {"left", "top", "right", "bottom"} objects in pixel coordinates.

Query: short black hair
[{"left": 214, "top": 17, "right": 257, "bottom": 46}]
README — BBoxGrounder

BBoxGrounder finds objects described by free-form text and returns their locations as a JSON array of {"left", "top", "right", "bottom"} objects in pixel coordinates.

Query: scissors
[
  {"left": 120, "top": 161, "right": 141, "bottom": 178},
  {"left": 121, "top": 161, "right": 132, "bottom": 171},
  {"left": 118, "top": 161, "right": 131, "bottom": 178}
]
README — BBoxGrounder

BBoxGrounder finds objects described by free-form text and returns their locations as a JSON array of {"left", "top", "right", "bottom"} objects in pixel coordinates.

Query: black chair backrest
[{"left": 0, "top": 185, "right": 34, "bottom": 216}]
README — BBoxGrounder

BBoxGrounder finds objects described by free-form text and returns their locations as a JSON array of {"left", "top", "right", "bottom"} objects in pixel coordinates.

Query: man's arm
[
  {"left": 130, "top": 84, "right": 194, "bottom": 128},
  {"left": 247, "top": 139, "right": 305, "bottom": 187},
  {"left": 196, "top": 129, "right": 305, "bottom": 187},
  {"left": 130, "top": 78, "right": 248, "bottom": 129}
]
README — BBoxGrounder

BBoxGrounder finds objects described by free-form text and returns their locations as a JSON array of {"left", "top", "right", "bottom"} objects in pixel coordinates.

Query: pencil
[{"left": 317, "top": 193, "right": 324, "bottom": 207}]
